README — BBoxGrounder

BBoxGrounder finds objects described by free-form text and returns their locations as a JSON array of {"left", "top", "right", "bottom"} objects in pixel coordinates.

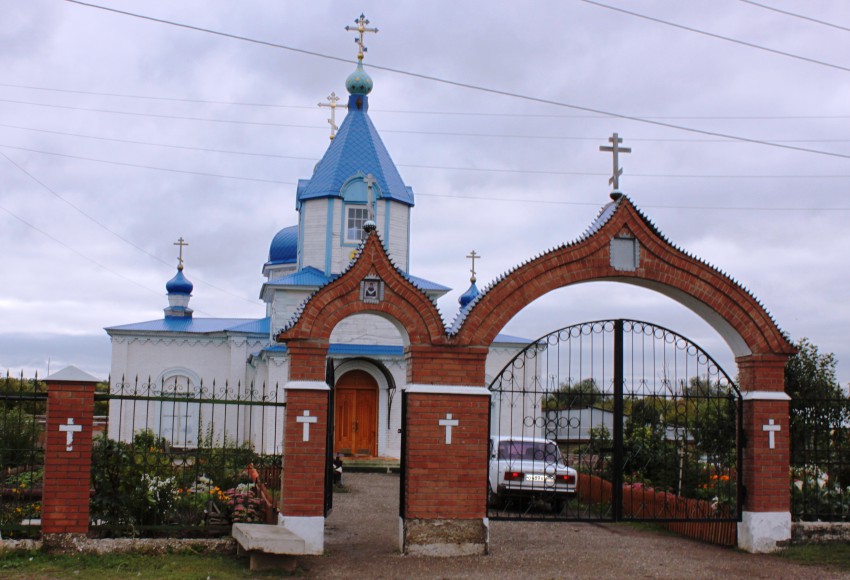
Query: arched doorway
[{"left": 335, "top": 369, "right": 378, "bottom": 456}]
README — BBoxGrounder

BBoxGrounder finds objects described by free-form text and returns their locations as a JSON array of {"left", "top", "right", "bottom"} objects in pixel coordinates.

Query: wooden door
[{"left": 334, "top": 370, "right": 378, "bottom": 456}]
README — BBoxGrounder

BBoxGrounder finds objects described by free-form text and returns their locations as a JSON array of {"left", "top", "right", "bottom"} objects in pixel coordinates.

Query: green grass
[
  {"left": 778, "top": 543, "right": 850, "bottom": 571},
  {"left": 0, "top": 550, "right": 298, "bottom": 579}
]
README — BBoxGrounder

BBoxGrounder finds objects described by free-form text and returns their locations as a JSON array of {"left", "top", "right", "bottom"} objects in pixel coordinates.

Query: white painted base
[
  {"left": 276, "top": 514, "right": 324, "bottom": 554},
  {"left": 737, "top": 511, "right": 790, "bottom": 553}
]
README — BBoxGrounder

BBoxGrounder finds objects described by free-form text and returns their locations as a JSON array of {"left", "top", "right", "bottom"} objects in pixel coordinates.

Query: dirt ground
[{"left": 297, "top": 472, "right": 848, "bottom": 579}]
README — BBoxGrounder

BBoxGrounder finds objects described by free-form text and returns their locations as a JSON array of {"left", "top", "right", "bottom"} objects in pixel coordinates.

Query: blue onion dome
[
  {"left": 166, "top": 268, "right": 193, "bottom": 295},
  {"left": 346, "top": 62, "right": 373, "bottom": 95},
  {"left": 268, "top": 225, "right": 298, "bottom": 264},
  {"left": 458, "top": 281, "right": 480, "bottom": 309}
]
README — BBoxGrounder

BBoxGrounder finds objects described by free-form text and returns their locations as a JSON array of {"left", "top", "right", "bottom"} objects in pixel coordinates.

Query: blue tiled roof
[
  {"left": 406, "top": 274, "right": 450, "bottom": 292},
  {"left": 106, "top": 318, "right": 267, "bottom": 334},
  {"left": 493, "top": 333, "right": 530, "bottom": 344},
  {"left": 297, "top": 94, "right": 414, "bottom": 207},
  {"left": 265, "top": 266, "right": 335, "bottom": 288},
  {"left": 268, "top": 225, "right": 298, "bottom": 265}
]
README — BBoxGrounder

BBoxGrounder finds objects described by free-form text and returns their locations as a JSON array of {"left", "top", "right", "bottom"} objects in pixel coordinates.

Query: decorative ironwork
[
  {"left": 90, "top": 375, "right": 285, "bottom": 537},
  {"left": 488, "top": 319, "right": 742, "bottom": 528},
  {"left": 0, "top": 371, "right": 47, "bottom": 539}
]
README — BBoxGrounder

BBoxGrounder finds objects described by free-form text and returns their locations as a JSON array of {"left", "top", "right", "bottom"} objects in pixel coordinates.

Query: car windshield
[{"left": 497, "top": 440, "right": 561, "bottom": 463}]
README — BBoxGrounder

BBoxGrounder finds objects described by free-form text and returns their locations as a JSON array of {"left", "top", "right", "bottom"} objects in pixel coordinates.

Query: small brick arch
[
  {"left": 278, "top": 233, "right": 448, "bottom": 346},
  {"left": 452, "top": 197, "right": 794, "bottom": 359}
]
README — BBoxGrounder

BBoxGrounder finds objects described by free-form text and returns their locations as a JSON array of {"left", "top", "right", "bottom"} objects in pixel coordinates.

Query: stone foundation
[{"left": 401, "top": 518, "right": 489, "bottom": 556}]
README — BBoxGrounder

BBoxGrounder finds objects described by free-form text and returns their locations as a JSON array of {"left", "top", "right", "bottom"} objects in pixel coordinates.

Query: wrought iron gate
[{"left": 487, "top": 319, "right": 742, "bottom": 524}]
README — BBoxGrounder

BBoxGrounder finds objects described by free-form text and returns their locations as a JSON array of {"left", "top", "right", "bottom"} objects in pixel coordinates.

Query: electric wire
[
  {"left": 739, "top": 0, "right": 850, "bottom": 34},
  {"left": 4, "top": 81, "right": 850, "bottom": 121},
  {"left": 0, "top": 150, "right": 261, "bottom": 305},
  {"left": 63, "top": 0, "right": 850, "bottom": 161},
  {"left": 577, "top": 0, "right": 850, "bottom": 73}
]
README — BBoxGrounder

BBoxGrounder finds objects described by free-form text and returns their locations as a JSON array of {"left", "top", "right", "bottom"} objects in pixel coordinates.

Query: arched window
[{"left": 157, "top": 370, "right": 200, "bottom": 448}]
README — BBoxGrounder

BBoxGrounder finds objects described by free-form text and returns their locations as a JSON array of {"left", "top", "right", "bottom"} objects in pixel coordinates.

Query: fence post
[{"left": 42, "top": 365, "right": 99, "bottom": 551}]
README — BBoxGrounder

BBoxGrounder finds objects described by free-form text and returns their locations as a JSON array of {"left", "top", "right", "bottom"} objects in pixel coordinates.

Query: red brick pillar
[
  {"left": 280, "top": 344, "right": 329, "bottom": 555},
  {"left": 42, "top": 366, "right": 99, "bottom": 551},
  {"left": 736, "top": 354, "right": 791, "bottom": 552},
  {"left": 402, "top": 386, "right": 490, "bottom": 556}
]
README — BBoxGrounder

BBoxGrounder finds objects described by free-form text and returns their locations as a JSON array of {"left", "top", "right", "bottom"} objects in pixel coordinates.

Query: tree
[{"left": 544, "top": 378, "right": 604, "bottom": 411}]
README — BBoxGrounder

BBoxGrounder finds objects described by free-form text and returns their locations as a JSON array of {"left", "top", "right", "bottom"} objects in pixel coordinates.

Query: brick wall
[
  {"left": 403, "top": 393, "right": 489, "bottom": 519},
  {"left": 281, "top": 389, "right": 329, "bottom": 516},
  {"left": 42, "top": 380, "right": 95, "bottom": 535}
]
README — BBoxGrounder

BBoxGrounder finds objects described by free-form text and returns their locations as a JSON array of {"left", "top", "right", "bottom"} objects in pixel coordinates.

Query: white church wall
[
  {"left": 329, "top": 313, "right": 405, "bottom": 346},
  {"left": 386, "top": 203, "right": 409, "bottom": 271},
  {"left": 300, "top": 198, "right": 329, "bottom": 272},
  {"left": 271, "top": 288, "right": 314, "bottom": 331},
  {"left": 485, "top": 341, "right": 543, "bottom": 439}
]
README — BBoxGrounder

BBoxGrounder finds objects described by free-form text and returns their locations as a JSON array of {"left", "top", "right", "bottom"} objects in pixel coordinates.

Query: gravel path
[{"left": 298, "top": 472, "right": 848, "bottom": 579}]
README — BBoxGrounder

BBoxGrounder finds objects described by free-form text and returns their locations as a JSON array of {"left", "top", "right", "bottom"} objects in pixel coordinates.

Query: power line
[
  {"left": 739, "top": 0, "right": 850, "bottom": 34},
  {"left": 4, "top": 81, "right": 850, "bottom": 121},
  {"left": 0, "top": 151, "right": 261, "bottom": 305},
  {"left": 4, "top": 137, "right": 850, "bottom": 181},
  {"left": 0, "top": 144, "right": 295, "bottom": 185},
  {"left": 416, "top": 192, "right": 850, "bottom": 212},
  {"left": 577, "top": 0, "right": 850, "bottom": 74},
  {"left": 5, "top": 119, "right": 850, "bottom": 153},
  {"left": 63, "top": 0, "right": 850, "bottom": 161}
]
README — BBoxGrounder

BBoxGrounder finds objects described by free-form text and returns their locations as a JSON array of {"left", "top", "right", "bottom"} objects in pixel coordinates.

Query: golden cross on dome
[
  {"left": 599, "top": 132, "right": 631, "bottom": 192},
  {"left": 174, "top": 237, "right": 189, "bottom": 270},
  {"left": 466, "top": 250, "right": 481, "bottom": 283},
  {"left": 318, "top": 92, "right": 347, "bottom": 140},
  {"left": 345, "top": 13, "right": 378, "bottom": 61}
]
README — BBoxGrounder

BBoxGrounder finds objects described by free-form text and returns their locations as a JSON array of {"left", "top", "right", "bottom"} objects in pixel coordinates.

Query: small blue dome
[
  {"left": 458, "top": 281, "right": 480, "bottom": 309},
  {"left": 346, "top": 62, "right": 373, "bottom": 95},
  {"left": 269, "top": 225, "right": 298, "bottom": 264},
  {"left": 166, "top": 269, "right": 193, "bottom": 295}
]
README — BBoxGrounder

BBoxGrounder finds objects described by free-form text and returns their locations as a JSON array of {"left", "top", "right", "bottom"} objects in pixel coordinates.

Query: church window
[
  {"left": 346, "top": 205, "right": 369, "bottom": 243},
  {"left": 159, "top": 374, "right": 199, "bottom": 448}
]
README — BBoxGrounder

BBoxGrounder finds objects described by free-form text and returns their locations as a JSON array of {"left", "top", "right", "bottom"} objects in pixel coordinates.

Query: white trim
[
  {"left": 738, "top": 511, "right": 790, "bottom": 553},
  {"left": 404, "top": 384, "right": 490, "bottom": 397},
  {"left": 284, "top": 380, "right": 330, "bottom": 391},
  {"left": 741, "top": 391, "right": 791, "bottom": 401},
  {"left": 276, "top": 514, "right": 324, "bottom": 554}
]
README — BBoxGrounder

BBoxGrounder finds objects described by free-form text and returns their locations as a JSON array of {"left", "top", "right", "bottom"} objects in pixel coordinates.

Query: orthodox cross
[
  {"left": 174, "top": 237, "right": 189, "bottom": 270},
  {"left": 318, "top": 92, "right": 347, "bottom": 140},
  {"left": 345, "top": 13, "right": 378, "bottom": 61},
  {"left": 599, "top": 132, "right": 631, "bottom": 192},
  {"left": 363, "top": 174, "right": 377, "bottom": 223},
  {"left": 296, "top": 410, "right": 318, "bottom": 442},
  {"left": 762, "top": 418, "right": 781, "bottom": 450},
  {"left": 59, "top": 417, "right": 82, "bottom": 451},
  {"left": 439, "top": 413, "right": 459, "bottom": 445},
  {"left": 466, "top": 250, "right": 481, "bottom": 283}
]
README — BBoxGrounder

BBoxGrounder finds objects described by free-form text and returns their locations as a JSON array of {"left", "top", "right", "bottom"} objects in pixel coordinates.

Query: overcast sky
[{"left": 1, "top": 1, "right": 848, "bottom": 386}]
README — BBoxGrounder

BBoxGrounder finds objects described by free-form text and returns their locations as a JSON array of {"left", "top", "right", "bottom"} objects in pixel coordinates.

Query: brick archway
[{"left": 276, "top": 196, "right": 796, "bottom": 554}]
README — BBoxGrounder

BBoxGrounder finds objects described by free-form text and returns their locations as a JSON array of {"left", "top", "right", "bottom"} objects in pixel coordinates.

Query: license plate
[{"left": 525, "top": 474, "right": 550, "bottom": 482}]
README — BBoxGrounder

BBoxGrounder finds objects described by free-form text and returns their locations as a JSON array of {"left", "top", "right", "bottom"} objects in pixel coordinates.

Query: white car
[{"left": 488, "top": 436, "right": 578, "bottom": 512}]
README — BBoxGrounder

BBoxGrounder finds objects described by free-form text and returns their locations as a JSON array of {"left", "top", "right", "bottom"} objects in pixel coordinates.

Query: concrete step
[
  {"left": 232, "top": 523, "right": 307, "bottom": 572},
  {"left": 342, "top": 457, "right": 401, "bottom": 473}
]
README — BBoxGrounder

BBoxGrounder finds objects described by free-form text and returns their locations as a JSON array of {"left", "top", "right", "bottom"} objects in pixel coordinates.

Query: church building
[{"left": 105, "top": 30, "right": 527, "bottom": 458}]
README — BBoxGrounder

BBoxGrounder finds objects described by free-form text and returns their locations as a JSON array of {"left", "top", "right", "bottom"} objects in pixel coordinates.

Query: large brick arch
[
  {"left": 277, "top": 233, "right": 447, "bottom": 347},
  {"left": 453, "top": 197, "right": 795, "bottom": 359}
]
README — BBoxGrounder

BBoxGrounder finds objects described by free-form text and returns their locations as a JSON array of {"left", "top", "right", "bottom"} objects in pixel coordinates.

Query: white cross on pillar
[
  {"left": 296, "top": 410, "right": 319, "bottom": 442},
  {"left": 59, "top": 417, "right": 82, "bottom": 451},
  {"left": 763, "top": 418, "right": 781, "bottom": 449},
  {"left": 439, "top": 413, "right": 460, "bottom": 445}
]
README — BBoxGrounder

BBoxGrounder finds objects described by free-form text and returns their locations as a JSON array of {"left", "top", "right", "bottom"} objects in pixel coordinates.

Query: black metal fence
[
  {"left": 488, "top": 319, "right": 742, "bottom": 527},
  {"left": 91, "top": 376, "right": 285, "bottom": 537},
  {"left": 0, "top": 372, "right": 46, "bottom": 539},
  {"left": 790, "top": 396, "right": 850, "bottom": 521}
]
